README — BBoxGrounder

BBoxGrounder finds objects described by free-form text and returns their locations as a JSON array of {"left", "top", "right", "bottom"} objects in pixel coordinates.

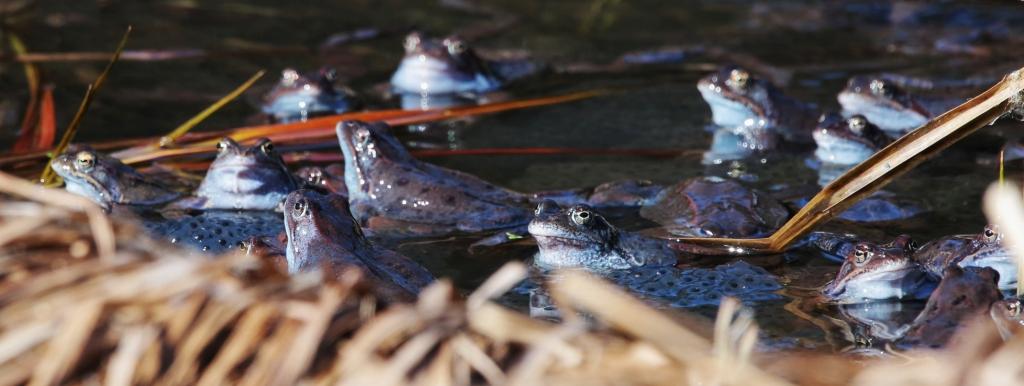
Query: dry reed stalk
[{"left": 3, "top": 194, "right": 1024, "bottom": 386}]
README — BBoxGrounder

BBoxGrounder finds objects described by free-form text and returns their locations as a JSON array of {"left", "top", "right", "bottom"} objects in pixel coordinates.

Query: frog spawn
[
  {"left": 605, "top": 261, "right": 782, "bottom": 307},
  {"left": 143, "top": 210, "right": 284, "bottom": 254}
]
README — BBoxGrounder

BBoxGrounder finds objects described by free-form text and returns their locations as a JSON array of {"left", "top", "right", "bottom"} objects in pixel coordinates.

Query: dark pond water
[{"left": 8, "top": 0, "right": 1024, "bottom": 352}]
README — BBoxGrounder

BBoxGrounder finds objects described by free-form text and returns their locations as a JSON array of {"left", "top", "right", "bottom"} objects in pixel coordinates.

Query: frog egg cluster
[
  {"left": 607, "top": 260, "right": 782, "bottom": 307},
  {"left": 149, "top": 211, "right": 284, "bottom": 254}
]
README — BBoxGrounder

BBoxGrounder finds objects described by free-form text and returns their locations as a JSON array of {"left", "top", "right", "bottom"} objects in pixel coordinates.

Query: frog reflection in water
[
  {"left": 526, "top": 200, "right": 781, "bottom": 307},
  {"left": 261, "top": 67, "right": 358, "bottom": 123},
  {"left": 336, "top": 120, "right": 532, "bottom": 237},
  {"left": 283, "top": 189, "right": 434, "bottom": 301},
  {"left": 51, "top": 146, "right": 180, "bottom": 211},
  {"left": 181, "top": 137, "right": 298, "bottom": 211},
  {"left": 697, "top": 65, "right": 818, "bottom": 143}
]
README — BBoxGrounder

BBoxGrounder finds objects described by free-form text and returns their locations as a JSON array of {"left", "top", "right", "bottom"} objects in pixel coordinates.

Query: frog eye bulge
[
  {"left": 570, "top": 207, "right": 592, "bottom": 225},
  {"left": 356, "top": 127, "right": 371, "bottom": 143},
  {"left": 869, "top": 79, "right": 891, "bottom": 96},
  {"left": 75, "top": 151, "right": 95, "bottom": 171},
  {"left": 984, "top": 225, "right": 999, "bottom": 242},
  {"left": 848, "top": 115, "right": 868, "bottom": 134},
  {"left": 853, "top": 245, "right": 872, "bottom": 264},
  {"left": 727, "top": 69, "right": 749, "bottom": 90},
  {"left": 259, "top": 140, "right": 275, "bottom": 155},
  {"left": 216, "top": 138, "right": 232, "bottom": 153},
  {"left": 292, "top": 198, "right": 309, "bottom": 218},
  {"left": 445, "top": 38, "right": 467, "bottom": 55},
  {"left": 403, "top": 33, "right": 421, "bottom": 52}
]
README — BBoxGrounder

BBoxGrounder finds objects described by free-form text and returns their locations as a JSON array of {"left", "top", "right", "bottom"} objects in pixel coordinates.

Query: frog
[
  {"left": 912, "top": 225, "right": 1016, "bottom": 290},
  {"left": 820, "top": 235, "right": 935, "bottom": 304},
  {"left": 990, "top": 298, "right": 1024, "bottom": 341},
  {"left": 837, "top": 76, "right": 958, "bottom": 136},
  {"left": 900, "top": 266, "right": 1003, "bottom": 349},
  {"left": 283, "top": 188, "right": 435, "bottom": 300},
  {"left": 528, "top": 200, "right": 676, "bottom": 271},
  {"left": 639, "top": 176, "right": 790, "bottom": 238},
  {"left": 523, "top": 199, "right": 780, "bottom": 307},
  {"left": 696, "top": 65, "right": 819, "bottom": 143},
  {"left": 295, "top": 164, "right": 348, "bottom": 198},
  {"left": 390, "top": 31, "right": 503, "bottom": 97},
  {"left": 335, "top": 119, "right": 533, "bottom": 237},
  {"left": 51, "top": 145, "right": 181, "bottom": 211},
  {"left": 179, "top": 137, "right": 299, "bottom": 211},
  {"left": 806, "top": 138, "right": 924, "bottom": 223},
  {"left": 812, "top": 113, "right": 892, "bottom": 165},
  {"left": 261, "top": 67, "right": 358, "bottom": 123}
]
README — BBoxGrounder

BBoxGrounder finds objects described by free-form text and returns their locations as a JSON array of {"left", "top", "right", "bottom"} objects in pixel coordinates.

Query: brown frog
[
  {"left": 821, "top": 235, "right": 935, "bottom": 304},
  {"left": 283, "top": 188, "right": 435, "bottom": 301},
  {"left": 900, "top": 266, "right": 1002, "bottom": 349},
  {"left": 639, "top": 176, "right": 789, "bottom": 238},
  {"left": 335, "top": 120, "right": 532, "bottom": 237}
]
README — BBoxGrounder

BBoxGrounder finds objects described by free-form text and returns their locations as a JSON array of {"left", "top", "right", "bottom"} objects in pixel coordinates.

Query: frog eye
[
  {"left": 355, "top": 127, "right": 371, "bottom": 143},
  {"left": 306, "top": 169, "right": 323, "bottom": 185},
  {"left": 1007, "top": 300, "right": 1021, "bottom": 316},
  {"left": 75, "top": 151, "right": 95, "bottom": 171},
  {"left": 853, "top": 245, "right": 873, "bottom": 264},
  {"left": 291, "top": 198, "right": 309, "bottom": 218},
  {"left": 259, "top": 141, "right": 275, "bottom": 155},
  {"left": 281, "top": 68, "right": 300, "bottom": 86},
  {"left": 321, "top": 68, "right": 338, "bottom": 82},
  {"left": 403, "top": 33, "right": 422, "bottom": 52},
  {"left": 869, "top": 79, "right": 891, "bottom": 96},
  {"left": 848, "top": 116, "right": 868, "bottom": 134},
  {"left": 907, "top": 239, "right": 919, "bottom": 251},
  {"left": 445, "top": 38, "right": 467, "bottom": 55},
  {"left": 570, "top": 207, "right": 592, "bottom": 225},
  {"left": 216, "top": 138, "right": 233, "bottom": 153},
  {"left": 727, "top": 69, "right": 749, "bottom": 90},
  {"left": 984, "top": 225, "right": 999, "bottom": 242}
]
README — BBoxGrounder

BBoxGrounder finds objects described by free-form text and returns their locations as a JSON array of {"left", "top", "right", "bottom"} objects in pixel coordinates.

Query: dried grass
[{"left": 0, "top": 172, "right": 1023, "bottom": 385}]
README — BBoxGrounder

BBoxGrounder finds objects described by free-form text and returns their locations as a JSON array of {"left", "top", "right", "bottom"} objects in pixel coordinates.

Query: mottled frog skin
[
  {"left": 187, "top": 138, "right": 298, "bottom": 211},
  {"left": 639, "top": 176, "right": 789, "bottom": 238},
  {"left": 528, "top": 200, "right": 676, "bottom": 271},
  {"left": 336, "top": 120, "right": 532, "bottom": 237},
  {"left": 51, "top": 146, "right": 180, "bottom": 211},
  {"left": 261, "top": 67, "right": 357, "bottom": 123},
  {"left": 697, "top": 65, "right": 818, "bottom": 143},
  {"left": 283, "top": 189, "right": 434, "bottom": 300},
  {"left": 900, "top": 266, "right": 1002, "bottom": 349}
]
